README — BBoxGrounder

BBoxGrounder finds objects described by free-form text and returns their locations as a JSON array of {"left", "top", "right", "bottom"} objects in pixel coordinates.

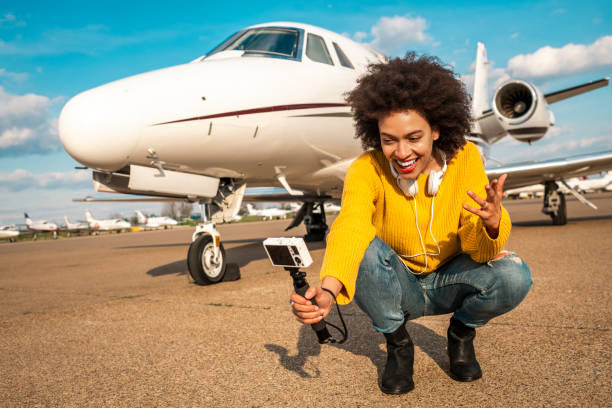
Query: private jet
[
  {"left": 245, "top": 203, "right": 295, "bottom": 220},
  {"left": 135, "top": 210, "right": 178, "bottom": 229},
  {"left": 64, "top": 216, "right": 90, "bottom": 235},
  {"left": 85, "top": 210, "right": 131, "bottom": 232},
  {"left": 59, "top": 21, "right": 611, "bottom": 284},
  {"left": 574, "top": 172, "right": 612, "bottom": 193},
  {"left": 0, "top": 225, "right": 20, "bottom": 242},
  {"left": 324, "top": 202, "right": 341, "bottom": 212},
  {"left": 24, "top": 213, "right": 59, "bottom": 239}
]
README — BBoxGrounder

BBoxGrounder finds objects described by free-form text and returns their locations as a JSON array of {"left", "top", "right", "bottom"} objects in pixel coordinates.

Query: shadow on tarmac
[
  {"left": 265, "top": 306, "right": 451, "bottom": 381},
  {"left": 148, "top": 259, "right": 188, "bottom": 277}
]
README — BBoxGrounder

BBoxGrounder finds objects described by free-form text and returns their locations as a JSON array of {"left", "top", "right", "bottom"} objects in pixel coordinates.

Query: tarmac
[{"left": 1, "top": 193, "right": 611, "bottom": 407}]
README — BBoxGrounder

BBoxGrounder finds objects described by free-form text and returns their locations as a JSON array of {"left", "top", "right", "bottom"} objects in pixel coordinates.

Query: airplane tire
[
  {"left": 551, "top": 193, "right": 567, "bottom": 225},
  {"left": 187, "top": 234, "right": 226, "bottom": 285}
]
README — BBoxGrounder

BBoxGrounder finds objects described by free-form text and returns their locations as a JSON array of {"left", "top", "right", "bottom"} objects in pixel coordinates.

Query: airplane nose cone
[{"left": 59, "top": 87, "right": 140, "bottom": 171}]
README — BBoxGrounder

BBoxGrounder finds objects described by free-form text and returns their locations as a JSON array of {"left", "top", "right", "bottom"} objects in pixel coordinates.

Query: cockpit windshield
[{"left": 206, "top": 27, "right": 301, "bottom": 59}]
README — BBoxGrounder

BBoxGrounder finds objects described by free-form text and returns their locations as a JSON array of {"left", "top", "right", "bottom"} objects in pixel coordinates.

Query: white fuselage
[
  {"left": 59, "top": 22, "right": 383, "bottom": 199},
  {"left": 25, "top": 217, "right": 58, "bottom": 232},
  {"left": 575, "top": 172, "right": 612, "bottom": 192},
  {"left": 86, "top": 211, "right": 131, "bottom": 231},
  {"left": 0, "top": 225, "right": 19, "bottom": 239},
  {"left": 246, "top": 204, "right": 294, "bottom": 219},
  {"left": 143, "top": 216, "right": 178, "bottom": 228},
  {"left": 135, "top": 211, "right": 178, "bottom": 228},
  {"left": 64, "top": 216, "right": 89, "bottom": 231}
]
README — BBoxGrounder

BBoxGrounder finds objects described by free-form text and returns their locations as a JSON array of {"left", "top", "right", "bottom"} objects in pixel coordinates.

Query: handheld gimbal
[{"left": 263, "top": 237, "right": 346, "bottom": 344}]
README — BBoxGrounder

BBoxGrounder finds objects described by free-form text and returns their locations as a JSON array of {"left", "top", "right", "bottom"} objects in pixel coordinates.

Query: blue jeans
[{"left": 354, "top": 237, "right": 533, "bottom": 333}]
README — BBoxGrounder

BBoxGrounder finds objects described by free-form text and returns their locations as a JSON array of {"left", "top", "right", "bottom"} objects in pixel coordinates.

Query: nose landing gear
[{"left": 187, "top": 222, "right": 226, "bottom": 284}]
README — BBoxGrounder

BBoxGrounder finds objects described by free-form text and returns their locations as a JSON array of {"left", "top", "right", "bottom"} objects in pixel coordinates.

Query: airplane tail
[
  {"left": 246, "top": 203, "right": 256, "bottom": 215},
  {"left": 24, "top": 213, "right": 32, "bottom": 226},
  {"left": 64, "top": 216, "right": 73, "bottom": 229},
  {"left": 472, "top": 42, "right": 489, "bottom": 118},
  {"left": 85, "top": 210, "right": 94, "bottom": 223},
  {"left": 135, "top": 210, "right": 147, "bottom": 224}
]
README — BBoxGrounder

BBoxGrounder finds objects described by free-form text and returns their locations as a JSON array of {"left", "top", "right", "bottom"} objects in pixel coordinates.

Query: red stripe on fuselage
[{"left": 152, "top": 103, "right": 348, "bottom": 126}]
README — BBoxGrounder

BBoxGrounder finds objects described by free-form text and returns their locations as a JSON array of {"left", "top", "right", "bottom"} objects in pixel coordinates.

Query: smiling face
[{"left": 379, "top": 110, "right": 441, "bottom": 180}]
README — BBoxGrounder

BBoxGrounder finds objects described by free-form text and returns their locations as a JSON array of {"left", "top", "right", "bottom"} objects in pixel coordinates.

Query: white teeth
[{"left": 397, "top": 158, "right": 417, "bottom": 168}]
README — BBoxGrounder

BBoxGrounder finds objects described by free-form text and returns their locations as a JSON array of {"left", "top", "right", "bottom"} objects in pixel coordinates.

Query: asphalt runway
[{"left": 1, "top": 193, "right": 611, "bottom": 406}]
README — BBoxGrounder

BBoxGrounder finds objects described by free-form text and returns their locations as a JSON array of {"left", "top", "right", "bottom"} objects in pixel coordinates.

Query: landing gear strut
[
  {"left": 542, "top": 181, "right": 567, "bottom": 225},
  {"left": 303, "top": 202, "right": 328, "bottom": 242}
]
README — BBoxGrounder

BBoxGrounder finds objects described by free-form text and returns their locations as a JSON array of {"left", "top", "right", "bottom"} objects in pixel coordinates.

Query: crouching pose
[{"left": 290, "top": 54, "right": 532, "bottom": 394}]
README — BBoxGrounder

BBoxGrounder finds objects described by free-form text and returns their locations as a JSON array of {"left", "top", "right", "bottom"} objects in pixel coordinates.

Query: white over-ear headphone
[{"left": 390, "top": 151, "right": 447, "bottom": 197}]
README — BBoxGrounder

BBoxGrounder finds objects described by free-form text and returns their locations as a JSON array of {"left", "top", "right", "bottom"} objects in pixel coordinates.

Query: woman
[{"left": 290, "top": 53, "right": 532, "bottom": 395}]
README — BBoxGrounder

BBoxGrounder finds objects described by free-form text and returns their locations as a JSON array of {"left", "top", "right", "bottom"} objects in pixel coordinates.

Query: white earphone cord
[{"left": 400, "top": 196, "right": 441, "bottom": 274}]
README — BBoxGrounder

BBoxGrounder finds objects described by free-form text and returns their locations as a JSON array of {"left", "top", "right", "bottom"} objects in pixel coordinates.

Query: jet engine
[{"left": 491, "top": 80, "right": 555, "bottom": 144}]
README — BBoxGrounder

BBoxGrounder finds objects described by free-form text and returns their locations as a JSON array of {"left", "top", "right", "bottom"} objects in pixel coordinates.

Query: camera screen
[{"left": 265, "top": 245, "right": 299, "bottom": 266}]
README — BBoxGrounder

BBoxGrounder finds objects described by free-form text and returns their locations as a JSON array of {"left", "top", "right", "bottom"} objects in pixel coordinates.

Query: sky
[{"left": 0, "top": 0, "right": 611, "bottom": 225}]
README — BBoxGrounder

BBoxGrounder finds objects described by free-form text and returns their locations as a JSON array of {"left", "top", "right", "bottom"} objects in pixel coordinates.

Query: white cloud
[
  {"left": 507, "top": 36, "right": 612, "bottom": 79},
  {"left": 0, "top": 68, "right": 28, "bottom": 83},
  {"left": 0, "top": 87, "right": 61, "bottom": 156},
  {"left": 510, "top": 33, "right": 519, "bottom": 39},
  {"left": 0, "top": 169, "right": 91, "bottom": 192},
  {"left": 356, "top": 15, "right": 431, "bottom": 56}
]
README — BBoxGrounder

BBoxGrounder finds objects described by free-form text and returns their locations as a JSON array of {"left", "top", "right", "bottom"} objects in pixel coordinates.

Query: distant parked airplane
[
  {"left": 0, "top": 225, "right": 19, "bottom": 242},
  {"left": 135, "top": 210, "right": 178, "bottom": 229},
  {"left": 246, "top": 204, "right": 295, "bottom": 220},
  {"left": 323, "top": 202, "right": 341, "bottom": 212},
  {"left": 85, "top": 210, "right": 131, "bottom": 232},
  {"left": 64, "top": 216, "right": 90, "bottom": 235},
  {"left": 24, "top": 213, "right": 59, "bottom": 239},
  {"left": 574, "top": 172, "right": 612, "bottom": 193}
]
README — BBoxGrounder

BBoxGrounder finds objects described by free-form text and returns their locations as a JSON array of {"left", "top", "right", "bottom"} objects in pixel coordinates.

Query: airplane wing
[
  {"left": 544, "top": 78, "right": 609, "bottom": 104},
  {"left": 486, "top": 150, "right": 612, "bottom": 189}
]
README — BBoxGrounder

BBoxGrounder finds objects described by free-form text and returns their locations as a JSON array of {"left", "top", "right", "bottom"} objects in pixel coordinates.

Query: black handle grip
[{"left": 294, "top": 280, "right": 331, "bottom": 343}]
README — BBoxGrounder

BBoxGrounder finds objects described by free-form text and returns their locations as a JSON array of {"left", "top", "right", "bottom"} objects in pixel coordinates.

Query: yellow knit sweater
[{"left": 320, "top": 142, "right": 511, "bottom": 305}]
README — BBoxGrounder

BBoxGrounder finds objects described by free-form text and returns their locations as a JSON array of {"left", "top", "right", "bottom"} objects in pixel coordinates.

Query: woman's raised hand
[{"left": 463, "top": 173, "right": 507, "bottom": 238}]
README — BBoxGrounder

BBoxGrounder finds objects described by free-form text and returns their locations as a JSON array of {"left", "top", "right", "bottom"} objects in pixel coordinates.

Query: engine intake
[{"left": 493, "top": 80, "right": 537, "bottom": 124}]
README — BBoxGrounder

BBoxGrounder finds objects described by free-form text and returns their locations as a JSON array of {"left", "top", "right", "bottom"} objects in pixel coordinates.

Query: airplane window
[
  {"left": 224, "top": 28, "right": 300, "bottom": 58},
  {"left": 333, "top": 42, "right": 354, "bottom": 69},
  {"left": 306, "top": 33, "right": 333, "bottom": 65},
  {"left": 206, "top": 30, "right": 244, "bottom": 57}
]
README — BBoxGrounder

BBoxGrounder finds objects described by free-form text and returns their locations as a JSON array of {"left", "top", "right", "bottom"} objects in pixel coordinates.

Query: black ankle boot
[
  {"left": 381, "top": 323, "right": 415, "bottom": 394},
  {"left": 447, "top": 317, "right": 482, "bottom": 382}
]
